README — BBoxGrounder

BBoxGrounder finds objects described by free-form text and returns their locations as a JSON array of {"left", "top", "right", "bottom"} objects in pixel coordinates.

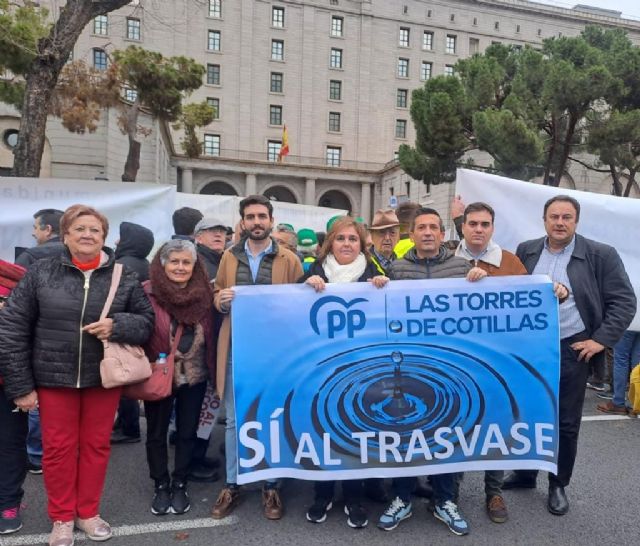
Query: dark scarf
[{"left": 149, "top": 253, "right": 213, "bottom": 325}]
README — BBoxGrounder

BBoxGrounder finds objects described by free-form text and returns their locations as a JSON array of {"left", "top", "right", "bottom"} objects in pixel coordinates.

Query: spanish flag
[{"left": 278, "top": 124, "right": 290, "bottom": 162}]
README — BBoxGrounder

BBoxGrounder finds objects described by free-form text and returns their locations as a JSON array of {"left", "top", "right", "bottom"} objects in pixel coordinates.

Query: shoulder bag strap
[
  {"left": 168, "top": 323, "right": 184, "bottom": 357},
  {"left": 100, "top": 263, "right": 123, "bottom": 321}
]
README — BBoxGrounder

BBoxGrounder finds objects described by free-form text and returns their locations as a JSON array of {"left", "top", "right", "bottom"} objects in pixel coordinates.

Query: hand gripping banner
[{"left": 231, "top": 276, "right": 560, "bottom": 484}]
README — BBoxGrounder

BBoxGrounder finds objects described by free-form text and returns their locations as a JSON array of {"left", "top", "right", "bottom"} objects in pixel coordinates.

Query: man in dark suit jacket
[{"left": 504, "top": 195, "right": 636, "bottom": 515}]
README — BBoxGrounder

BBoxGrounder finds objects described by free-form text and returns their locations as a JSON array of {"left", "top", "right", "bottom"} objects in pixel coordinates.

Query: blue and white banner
[{"left": 231, "top": 276, "right": 559, "bottom": 484}]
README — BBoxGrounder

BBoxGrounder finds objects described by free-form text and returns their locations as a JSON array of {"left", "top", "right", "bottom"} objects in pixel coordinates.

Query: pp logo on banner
[{"left": 309, "top": 296, "right": 368, "bottom": 339}]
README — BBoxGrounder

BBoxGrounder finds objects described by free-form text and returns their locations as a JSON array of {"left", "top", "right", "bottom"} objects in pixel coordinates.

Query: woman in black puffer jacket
[{"left": 0, "top": 204, "right": 154, "bottom": 546}]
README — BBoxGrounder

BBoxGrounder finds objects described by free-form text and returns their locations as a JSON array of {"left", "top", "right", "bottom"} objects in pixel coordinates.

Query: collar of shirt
[
  {"left": 371, "top": 246, "right": 394, "bottom": 269},
  {"left": 543, "top": 235, "right": 576, "bottom": 256},
  {"left": 456, "top": 239, "right": 502, "bottom": 268},
  {"left": 244, "top": 238, "right": 273, "bottom": 259}
]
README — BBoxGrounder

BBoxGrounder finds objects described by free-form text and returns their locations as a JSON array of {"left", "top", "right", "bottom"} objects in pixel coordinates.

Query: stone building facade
[{"left": 1, "top": 0, "right": 639, "bottom": 225}]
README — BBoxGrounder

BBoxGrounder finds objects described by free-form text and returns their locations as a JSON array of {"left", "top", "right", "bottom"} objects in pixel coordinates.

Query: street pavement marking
[
  {"left": 582, "top": 414, "right": 635, "bottom": 421},
  {"left": 0, "top": 516, "right": 239, "bottom": 546}
]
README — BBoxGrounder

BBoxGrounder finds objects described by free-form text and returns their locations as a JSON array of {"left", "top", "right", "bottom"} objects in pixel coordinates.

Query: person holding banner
[
  {"left": 212, "top": 195, "right": 303, "bottom": 521},
  {"left": 299, "top": 216, "right": 389, "bottom": 528},
  {"left": 380, "top": 207, "right": 487, "bottom": 536},
  {"left": 142, "top": 240, "right": 217, "bottom": 516},
  {"left": 504, "top": 195, "right": 636, "bottom": 516},
  {"left": 0, "top": 204, "right": 154, "bottom": 546}
]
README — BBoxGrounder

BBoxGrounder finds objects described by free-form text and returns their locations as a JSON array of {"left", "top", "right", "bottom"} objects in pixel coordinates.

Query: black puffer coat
[{"left": 0, "top": 247, "right": 155, "bottom": 400}]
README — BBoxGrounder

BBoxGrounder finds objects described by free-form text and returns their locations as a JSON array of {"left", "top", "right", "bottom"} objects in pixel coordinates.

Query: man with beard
[{"left": 211, "top": 195, "right": 302, "bottom": 521}]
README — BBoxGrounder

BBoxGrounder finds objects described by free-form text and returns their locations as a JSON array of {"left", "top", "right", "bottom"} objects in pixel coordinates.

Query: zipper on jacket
[{"left": 76, "top": 274, "right": 91, "bottom": 388}]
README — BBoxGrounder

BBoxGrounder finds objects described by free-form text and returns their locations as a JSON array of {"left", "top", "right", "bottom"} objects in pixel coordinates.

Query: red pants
[{"left": 38, "top": 386, "right": 121, "bottom": 522}]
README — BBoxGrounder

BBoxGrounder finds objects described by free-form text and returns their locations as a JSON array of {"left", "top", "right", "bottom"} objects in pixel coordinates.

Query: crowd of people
[{"left": 0, "top": 192, "right": 637, "bottom": 546}]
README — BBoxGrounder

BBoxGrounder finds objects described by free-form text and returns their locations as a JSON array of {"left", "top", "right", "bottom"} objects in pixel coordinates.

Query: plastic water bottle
[{"left": 157, "top": 353, "right": 168, "bottom": 364}]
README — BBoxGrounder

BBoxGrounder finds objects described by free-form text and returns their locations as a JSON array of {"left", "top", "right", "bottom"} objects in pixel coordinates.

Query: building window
[
  {"left": 469, "top": 38, "right": 480, "bottom": 55},
  {"left": 445, "top": 65, "right": 455, "bottom": 76},
  {"left": 397, "top": 89, "right": 408, "bottom": 108},
  {"left": 329, "top": 79, "right": 342, "bottom": 100},
  {"left": 328, "top": 112, "right": 341, "bottom": 132},
  {"left": 495, "top": 21, "right": 500, "bottom": 30},
  {"left": 207, "top": 97, "right": 220, "bottom": 119},
  {"left": 93, "top": 15, "right": 108, "bottom": 35},
  {"left": 450, "top": 13, "right": 455, "bottom": 22},
  {"left": 126, "top": 18, "right": 140, "bottom": 40},
  {"left": 395, "top": 119, "right": 407, "bottom": 139},
  {"left": 427, "top": 9, "right": 432, "bottom": 17},
  {"left": 538, "top": 28, "right": 542, "bottom": 36},
  {"left": 206, "top": 63, "right": 220, "bottom": 85},
  {"left": 420, "top": 61, "right": 432, "bottom": 81},
  {"left": 516, "top": 24, "right": 521, "bottom": 33},
  {"left": 270, "top": 72, "right": 283, "bottom": 93},
  {"left": 123, "top": 88, "right": 138, "bottom": 102},
  {"left": 330, "top": 48, "right": 342, "bottom": 68},
  {"left": 271, "top": 39, "right": 284, "bottom": 60},
  {"left": 272, "top": 6, "right": 285, "bottom": 28},
  {"left": 93, "top": 49, "right": 107, "bottom": 70},
  {"left": 326, "top": 146, "right": 341, "bottom": 166},
  {"left": 209, "top": 0, "right": 221, "bottom": 18},
  {"left": 473, "top": 17, "right": 478, "bottom": 25},
  {"left": 268, "top": 140, "right": 282, "bottom": 161},
  {"left": 270, "top": 105, "right": 283, "bottom": 126},
  {"left": 423, "top": 31, "right": 433, "bottom": 50},
  {"left": 203, "top": 134, "right": 220, "bottom": 156},
  {"left": 399, "top": 27, "right": 410, "bottom": 47},
  {"left": 446, "top": 34, "right": 457, "bottom": 54},
  {"left": 208, "top": 30, "right": 221, "bottom": 51},
  {"left": 331, "top": 15, "right": 343, "bottom": 37},
  {"left": 397, "top": 58, "right": 409, "bottom": 78}
]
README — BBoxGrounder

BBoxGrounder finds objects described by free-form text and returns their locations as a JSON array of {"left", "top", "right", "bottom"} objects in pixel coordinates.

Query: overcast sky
[{"left": 534, "top": 0, "right": 640, "bottom": 19}]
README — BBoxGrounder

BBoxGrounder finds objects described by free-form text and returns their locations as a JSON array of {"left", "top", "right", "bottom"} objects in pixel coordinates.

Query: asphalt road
[{"left": 3, "top": 389, "right": 638, "bottom": 546}]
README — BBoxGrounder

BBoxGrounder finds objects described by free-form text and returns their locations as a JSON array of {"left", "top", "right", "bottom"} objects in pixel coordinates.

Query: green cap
[
  {"left": 326, "top": 215, "right": 345, "bottom": 231},
  {"left": 297, "top": 228, "right": 318, "bottom": 247}
]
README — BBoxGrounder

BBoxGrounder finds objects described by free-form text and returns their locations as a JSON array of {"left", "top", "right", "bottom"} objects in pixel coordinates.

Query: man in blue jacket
[{"left": 504, "top": 195, "right": 636, "bottom": 515}]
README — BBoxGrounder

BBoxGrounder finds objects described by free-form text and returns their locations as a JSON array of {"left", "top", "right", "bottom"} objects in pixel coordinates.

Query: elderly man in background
[{"left": 368, "top": 209, "right": 400, "bottom": 276}]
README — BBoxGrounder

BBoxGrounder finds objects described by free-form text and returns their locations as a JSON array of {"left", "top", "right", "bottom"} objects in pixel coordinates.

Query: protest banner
[
  {"left": 0, "top": 177, "right": 175, "bottom": 262},
  {"left": 456, "top": 168, "right": 640, "bottom": 330},
  {"left": 231, "top": 276, "right": 560, "bottom": 484}
]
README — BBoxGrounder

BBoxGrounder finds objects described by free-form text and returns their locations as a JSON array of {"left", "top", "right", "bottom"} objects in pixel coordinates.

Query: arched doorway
[
  {"left": 318, "top": 190, "right": 352, "bottom": 213},
  {"left": 263, "top": 185, "right": 297, "bottom": 203},
  {"left": 200, "top": 181, "right": 238, "bottom": 195}
]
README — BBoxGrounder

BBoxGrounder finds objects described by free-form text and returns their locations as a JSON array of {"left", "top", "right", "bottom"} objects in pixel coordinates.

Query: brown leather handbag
[
  {"left": 100, "top": 264, "right": 152, "bottom": 389},
  {"left": 122, "top": 324, "right": 183, "bottom": 401}
]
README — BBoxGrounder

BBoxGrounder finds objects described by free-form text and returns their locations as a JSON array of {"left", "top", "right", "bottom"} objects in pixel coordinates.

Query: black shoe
[
  {"left": 306, "top": 497, "right": 333, "bottom": 523},
  {"left": 110, "top": 430, "right": 141, "bottom": 444},
  {"left": 188, "top": 463, "right": 220, "bottom": 483},
  {"left": 27, "top": 461, "right": 43, "bottom": 475},
  {"left": 0, "top": 506, "right": 22, "bottom": 534},
  {"left": 586, "top": 381, "right": 607, "bottom": 392},
  {"left": 364, "top": 480, "right": 389, "bottom": 503},
  {"left": 595, "top": 390, "right": 614, "bottom": 400},
  {"left": 344, "top": 503, "right": 368, "bottom": 528},
  {"left": 547, "top": 485, "right": 569, "bottom": 515},
  {"left": 171, "top": 482, "right": 191, "bottom": 515},
  {"left": 502, "top": 472, "right": 537, "bottom": 490},
  {"left": 151, "top": 482, "right": 171, "bottom": 515},
  {"left": 200, "top": 456, "right": 221, "bottom": 469}
]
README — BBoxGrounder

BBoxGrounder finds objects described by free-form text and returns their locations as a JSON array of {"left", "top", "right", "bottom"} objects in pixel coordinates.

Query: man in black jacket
[
  {"left": 504, "top": 195, "right": 636, "bottom": 515},
  {"left": 15, "top": 209, "right": 65, "bottom": 268},
  {"left": 111, "top": 222, "right": 155, "bottom": 444},
  {"left": 193, "top": 217, "right": 226, "bottom": 281}
]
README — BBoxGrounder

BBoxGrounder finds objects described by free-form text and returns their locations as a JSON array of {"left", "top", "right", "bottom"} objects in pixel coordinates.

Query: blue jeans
[
  {"left": 27, "top": 408, "right": 43, "bottom": 465},
  {"left": 613, "top": 331, "right": 640, "bottom": 407},
  {"left": 224, "top": 356, "right": 276, "bottom": 487}
]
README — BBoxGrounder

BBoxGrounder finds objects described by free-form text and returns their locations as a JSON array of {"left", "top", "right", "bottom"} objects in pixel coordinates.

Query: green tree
[
  {"left": 1, "top": 0, "right": 131, "bottom": 177},
  {"left": 55, "top": 46, "right": 206, "bottom": 181},
  {"left": 173, "top": 102, "right": 216, "bottom": 158}
]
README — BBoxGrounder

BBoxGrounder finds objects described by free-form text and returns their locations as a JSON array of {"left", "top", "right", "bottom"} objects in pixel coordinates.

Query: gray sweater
[{"left": 390, "top": 246, "right": 471, "bottom": 280}]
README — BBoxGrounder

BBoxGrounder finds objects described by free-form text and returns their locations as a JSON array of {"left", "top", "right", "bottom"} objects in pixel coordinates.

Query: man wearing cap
[
  {"left": 297, "top": 229, "right": 318, "bottom": 273},
  {"left": 273, "top": 224, "right": 299, "bottom": 254},
  {"left": 194, "top": 217, "right": 228, "bottom": 281},
  {"left": 368, "top": 210, "right": 400, "bottom": 275}
]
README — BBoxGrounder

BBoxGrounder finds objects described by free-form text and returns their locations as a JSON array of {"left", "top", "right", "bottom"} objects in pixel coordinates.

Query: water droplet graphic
[{"left": 389, "top": 320, "right": 402, "bottom": 333}]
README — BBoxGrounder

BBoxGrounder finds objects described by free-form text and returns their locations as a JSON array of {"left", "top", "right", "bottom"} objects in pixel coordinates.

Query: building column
[
  {"left": 360, "top": 182, "right": 371, "bottom": 223},
  {"left": 305, "top": 178, "right": 316, "bottom": 206},
  {"left": 245, "top": 173, "right": 257, "bottom": 196},
  {"left": 182, "top": 168, "right": 193, "bottom": 194}
]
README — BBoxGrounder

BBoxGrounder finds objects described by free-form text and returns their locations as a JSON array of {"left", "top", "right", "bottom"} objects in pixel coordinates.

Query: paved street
[{"left": 3, "top": 389, "right": 638, "bottom": 546}]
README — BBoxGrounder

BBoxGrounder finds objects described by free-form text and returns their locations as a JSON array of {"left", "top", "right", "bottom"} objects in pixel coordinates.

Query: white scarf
[{"left": 323, "top": 253, "right": 367, "bottom": 283}]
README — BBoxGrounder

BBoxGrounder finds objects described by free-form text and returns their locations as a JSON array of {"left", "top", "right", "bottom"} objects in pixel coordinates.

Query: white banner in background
[
  {"left": 455, "top": 169, "right": 640, "bottom": 331},
  {"left": 176, "top": 193, "right": 346, "bottom": 233},
  {"left": 0, "top": 178, "right": 175, "bottom": 262}
]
